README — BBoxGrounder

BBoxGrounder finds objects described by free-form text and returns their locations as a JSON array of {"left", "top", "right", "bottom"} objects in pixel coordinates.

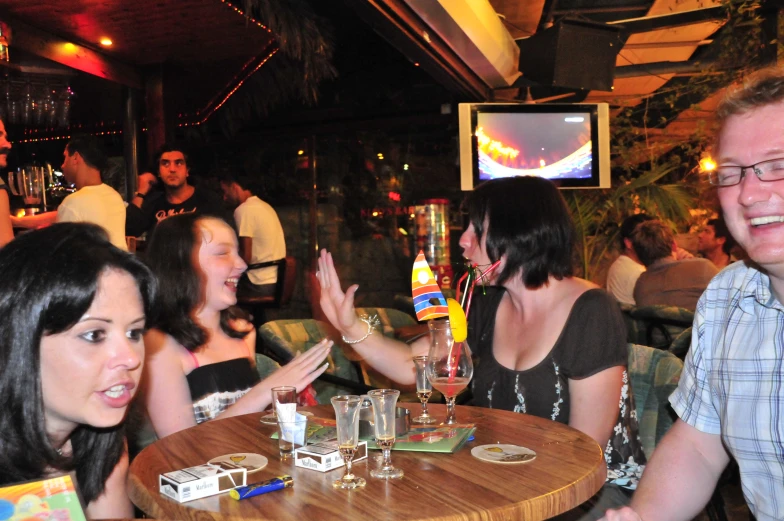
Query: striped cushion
[
  {"left": 627, "top": 343, "right": 683, "bottom": 458},
  {"left": 258, "top": 319, "right": 360, "bottom": 403}
]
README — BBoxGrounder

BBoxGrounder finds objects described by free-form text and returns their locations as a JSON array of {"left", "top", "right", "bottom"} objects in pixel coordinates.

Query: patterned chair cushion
[
  {"left": 627, "top": 343, "right": 683, "bottom": 459},
  {"left": 668, "top": 327, "right": 692, "bottom": 360},
  {"left": 621, "top": 304, "right": 694, "bottom": 350},
  {"left": 355, "top": 307, "right": 421, "bottom": 401},
  {"left": 255, "top": 353, "right": 281, "bottom": 380},
  {"left": 257, "top": 319, "right": 362, "bottom": 403}
]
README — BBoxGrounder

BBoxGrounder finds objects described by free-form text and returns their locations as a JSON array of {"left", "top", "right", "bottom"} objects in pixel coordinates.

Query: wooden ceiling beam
[{"left": 8, "top": 17, "right": 143, "bottom": 89}]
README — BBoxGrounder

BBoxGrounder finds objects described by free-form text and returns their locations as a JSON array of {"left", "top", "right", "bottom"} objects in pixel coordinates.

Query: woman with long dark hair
[
  {"left": 142, "top": 213, "right": 329, "bottom": 437},
  {"left": 318, "top": 176, "right": 645, "bottom": 519},
  {"left": 0, "top": 222, "right": 156, "bottom": 518}
]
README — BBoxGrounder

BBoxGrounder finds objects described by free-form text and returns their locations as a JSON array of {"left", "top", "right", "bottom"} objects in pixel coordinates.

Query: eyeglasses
[{"left": 708, "top": 157, "right": 784, "bottom": 187}]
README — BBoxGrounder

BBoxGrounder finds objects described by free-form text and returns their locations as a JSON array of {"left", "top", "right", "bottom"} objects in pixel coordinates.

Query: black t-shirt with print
[{"left": 125, "top": 185, "right": 232, "bottom": 237}]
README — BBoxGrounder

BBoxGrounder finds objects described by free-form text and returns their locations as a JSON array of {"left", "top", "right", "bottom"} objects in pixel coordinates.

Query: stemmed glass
[
  {"left": 367, "top": 389, "right": 404, "bottom": 479},
  {"left": 411, "top": 356, "right": 436, "bottom": 424},
  {"left": 330, "top": 395, "right": 366, "bottom": 489},
  {"left": 426, "top": 319, "right": 473, "bottom": 425}
]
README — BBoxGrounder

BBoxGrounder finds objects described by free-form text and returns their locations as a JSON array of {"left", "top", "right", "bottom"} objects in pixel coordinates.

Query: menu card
[{"left": 0, "top": 473, "right": 87, "bottom": 521}]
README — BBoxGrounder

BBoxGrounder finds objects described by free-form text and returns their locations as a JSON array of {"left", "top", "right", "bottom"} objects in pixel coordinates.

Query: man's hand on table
[{"left": 598, "top": 507, "right": 643, "bottom": 521}]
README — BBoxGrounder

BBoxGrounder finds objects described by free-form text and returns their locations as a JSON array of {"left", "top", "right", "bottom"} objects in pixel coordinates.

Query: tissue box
[
  {"left": 159, "top": 463, "right": 247, "bottom": 503},
  {"left": 295, "top": 441, "right": 368, "bottom": 472}
]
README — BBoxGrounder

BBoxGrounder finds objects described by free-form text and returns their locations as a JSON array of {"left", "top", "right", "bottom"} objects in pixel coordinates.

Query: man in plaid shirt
[{"left": 602, "top": 67, "right": 784, "bottom": 521}]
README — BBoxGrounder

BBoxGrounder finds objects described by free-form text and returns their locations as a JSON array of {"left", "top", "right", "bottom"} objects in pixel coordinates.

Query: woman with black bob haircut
[
  {"left": 467, "top": 175, "right": 575, "bottom": 288},
  {"left": 142, "top": 213, "right": 330, "bottom": 438},
  {"left": 0, "top": 222, "right": 156, "bottom": 518},
  {"left": 318, "top": 177, "right": 645, "bottom": 519}
]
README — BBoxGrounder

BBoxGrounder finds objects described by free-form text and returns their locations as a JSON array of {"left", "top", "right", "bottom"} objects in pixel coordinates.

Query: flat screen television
[{"left": 459, "top": 102, "right": 611, "bottom": 190}]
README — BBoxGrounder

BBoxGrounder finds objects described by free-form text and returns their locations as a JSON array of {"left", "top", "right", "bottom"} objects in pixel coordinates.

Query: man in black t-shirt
[{"left": 125, "top": 144, "right": 230, "bottom": 237}]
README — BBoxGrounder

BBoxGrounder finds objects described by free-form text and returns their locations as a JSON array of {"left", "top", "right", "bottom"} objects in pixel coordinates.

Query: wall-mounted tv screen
[{"left": 459, "top": 102, "right": 610, "bottom": 190}]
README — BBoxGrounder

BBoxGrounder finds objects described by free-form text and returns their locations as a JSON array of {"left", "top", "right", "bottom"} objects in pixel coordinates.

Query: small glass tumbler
[
  {"left": 261, "top": 385, "right": 296, "bottom": 425},
  {"left": 367, "top": 389, "right": 403, "bottom": 479},
  {"left": 277, "top": 416, "right": 307, "bottom": 460},
  {"left": 411, "top": 356, "right": 436, "bottom": 424},
  {"left": 331, "top": 395, "right": 366, "bottom": 489}
]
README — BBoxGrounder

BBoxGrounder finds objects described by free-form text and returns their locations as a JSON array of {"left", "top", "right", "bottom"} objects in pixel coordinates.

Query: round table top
[{"left": 129, "top": 403, "right": 606, "bottom": 521}]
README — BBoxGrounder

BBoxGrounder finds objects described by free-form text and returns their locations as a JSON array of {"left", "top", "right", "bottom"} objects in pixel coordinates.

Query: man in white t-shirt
[
  {"left": 221, "top": 176, "right": 285, "bottom": 297},
  {"left": 11, "top": 136, "right": 127, "bottom": 250},
  {"left": 606, "top": 214, "right": 654, "bottom": 305}
]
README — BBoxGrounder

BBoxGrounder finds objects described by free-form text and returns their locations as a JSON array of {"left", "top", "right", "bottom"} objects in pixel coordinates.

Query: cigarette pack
[
  {"left": 159, "top": 463, "right": 247, "bottom": 503},
  {"left": 294, "top": 441, "right": 368, "bottom": 472}
]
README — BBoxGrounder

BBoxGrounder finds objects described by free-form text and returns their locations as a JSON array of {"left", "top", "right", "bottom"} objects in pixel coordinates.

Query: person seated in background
[
  {"left": 125, "top": 144, "right": 229, "bottom": 238},
  {"left": 0, "top": 223, "right": 156, "bottom": 519},
  {"left": 318, "top": 176, "right": 645, "bottom": 520},
  {"left": 631, "top": 220, "right": 718, "bottom": 310},
  {"left": 10, "top": 136, "right": 127, "bottom": 250},
  {"left": 220, "top": 174, "right": 286, "bottom": 298},
  {"left": 141, "top": 213, "right": 329, "bottom": 438},
  {"left": 606, "top": 214, "right": 654, "bottom": 305},
  {"left": 697, "top": 217, "right": 736, "bottom": 270}
]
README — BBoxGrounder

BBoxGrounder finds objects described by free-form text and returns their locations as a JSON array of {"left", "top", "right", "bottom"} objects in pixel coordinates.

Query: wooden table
[{"left": 129, "top": 403, "right": 606, "bottom": 521}]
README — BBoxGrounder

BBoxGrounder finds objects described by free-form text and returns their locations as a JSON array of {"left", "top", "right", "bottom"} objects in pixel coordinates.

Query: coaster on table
[
  {"left": 208, "top": 453, "right": 269, "bottom": 473},
  {"left": 260, "top": 413, "right": 277, "bottom": 425},
  {"left": 471, "top": 444, "right": 536, "bottom": 464}
]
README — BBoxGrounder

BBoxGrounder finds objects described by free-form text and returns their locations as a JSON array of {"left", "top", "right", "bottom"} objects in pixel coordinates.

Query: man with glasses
[
  {"left": 601, "top": 67, "right": 784, "bottom": 521},
  {"left": 125, "top": 143, "right": 229, "bottom": 237}
]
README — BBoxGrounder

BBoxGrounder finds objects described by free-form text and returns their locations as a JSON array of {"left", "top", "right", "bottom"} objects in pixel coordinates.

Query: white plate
[
  {"left": 208, "top": 453, "right": 268, "bottom": 473},
  {"left": 471, "top": 444, "right": 536, "bottom": 464}
]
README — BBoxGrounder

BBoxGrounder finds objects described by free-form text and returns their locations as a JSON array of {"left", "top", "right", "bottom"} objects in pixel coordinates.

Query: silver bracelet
[{"left": 342, "top": 314, "right": 380, "bottom": 344}]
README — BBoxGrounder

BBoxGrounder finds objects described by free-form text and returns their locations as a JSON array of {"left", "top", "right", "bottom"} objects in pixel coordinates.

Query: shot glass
[
  {"left": 367, "top": 389, "right": 403, "bottom": 479},
  {"left": 277, "top": 416, "right": 308, "bottom": 460},
  {"left": 261, "top": 385, "right": 297, "bottom": 425},
  {"left": 412, "top": 356, "right": 436, "bottom": 424},
  {"left": 331, "top": 395, "right": 366, "bottom": 489}
]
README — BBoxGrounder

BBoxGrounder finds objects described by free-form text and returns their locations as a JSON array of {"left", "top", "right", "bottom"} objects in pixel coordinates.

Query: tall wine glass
[
  {"left": 367, "top": 389, "right": 403, "bottom": 479},
  {"left": 411, "top": 356, "right": 436, "bottom": 424},
  {"left": 426, "top": 319, "right": 473, "bottom": 425},
  {"left": 331, "top": 395, "right": 366, "bottom": 489}
]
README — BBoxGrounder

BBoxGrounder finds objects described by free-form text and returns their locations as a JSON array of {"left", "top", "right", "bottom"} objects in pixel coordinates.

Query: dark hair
[
  {"left": 466, "top": 177, "right": 574, "bottom": 289},
  {"left": 65, "top": 135, "right": 108, "bottom": 173},
  {"left": 707, "top": 217, "right": 735, "bottom": 255},
  {"left": 155, "top": 143, "right": 189, "bottom": 169},
  {"left": 0, "top": 223, "right": 156, "bottom": 504},
  {"left": 631, "top": 220, "right": 674, "bottom": 267},
  {"left": 144, "top": 213, "right": 248, "bottom": 350},
  {"left": 218, "top": 172, "right": 259, "bottom": 197},
  {"left": 619, "top": 214, "right": 654, "bottom": 250}
]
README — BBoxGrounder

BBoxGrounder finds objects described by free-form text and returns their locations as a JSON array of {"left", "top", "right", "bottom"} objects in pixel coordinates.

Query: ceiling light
[{"left": 100, "top": 38, "right": 113, "bottom": 47}]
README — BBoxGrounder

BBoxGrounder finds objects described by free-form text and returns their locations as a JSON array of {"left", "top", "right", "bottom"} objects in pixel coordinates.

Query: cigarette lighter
[{"left": 229, "top": 475, "right": 293, "bottom": 500}]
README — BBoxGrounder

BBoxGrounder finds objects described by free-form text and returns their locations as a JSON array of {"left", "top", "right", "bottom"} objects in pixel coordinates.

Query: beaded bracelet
[{"left": 342, "top": 314, "right": 380, "bottom": 344}]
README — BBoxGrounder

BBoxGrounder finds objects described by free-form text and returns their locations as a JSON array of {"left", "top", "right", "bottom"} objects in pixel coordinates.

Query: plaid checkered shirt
[{"left": 670, "top": 261, "right": 784, "bottom": 521}]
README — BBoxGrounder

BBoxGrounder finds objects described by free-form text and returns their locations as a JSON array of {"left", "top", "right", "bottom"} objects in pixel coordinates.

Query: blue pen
[{"left": 230, "top": 475, "right": 293, "bottom": 500}]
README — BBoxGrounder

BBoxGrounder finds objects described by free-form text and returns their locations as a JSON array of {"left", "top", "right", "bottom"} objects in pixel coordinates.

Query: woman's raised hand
[
  {"left": 264, "top": 338, "right": 332, "bottom": 393},
  {"left": 316, "top": 249, "right": 361, "bottom": 335}
]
